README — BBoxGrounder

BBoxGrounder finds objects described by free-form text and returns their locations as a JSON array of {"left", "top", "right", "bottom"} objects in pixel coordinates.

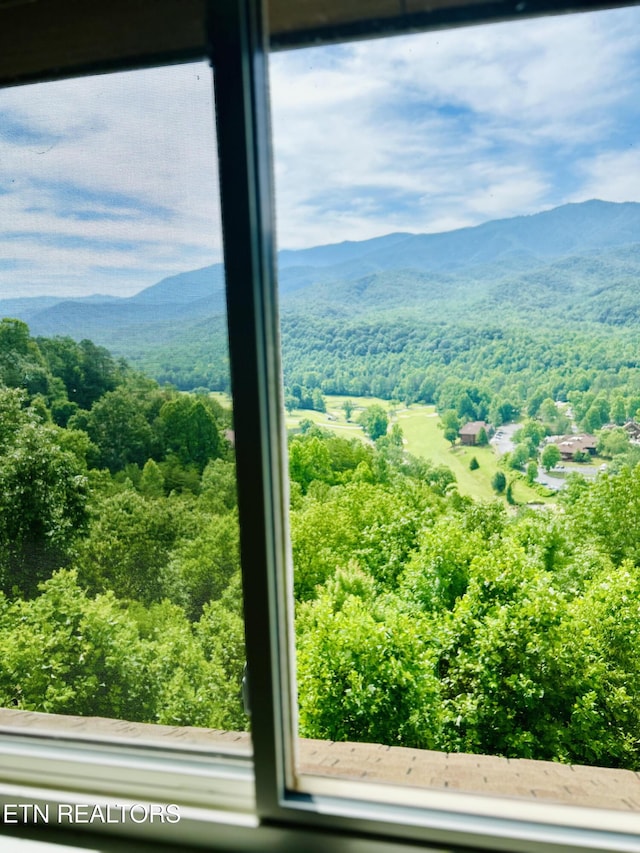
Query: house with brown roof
[
  {"left": 459, "top": 421, "right": 489, "bottom": 446},
  {"left": 555, "top": 434, "right": 597, "bottom": 460},
  {"left": 623, "top": 421, "right": 640, "bottom": 444}
]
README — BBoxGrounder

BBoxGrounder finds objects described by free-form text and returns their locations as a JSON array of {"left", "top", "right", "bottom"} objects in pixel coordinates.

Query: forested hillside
[
  {"left": 5, "top": 200, "right": 640, "bottom": 407},
  {"left": 3, "top": 319, "right": 640, "bottom": 771},
  {"left": 0, "top": 319, "right": 245, "bottom": 729}
]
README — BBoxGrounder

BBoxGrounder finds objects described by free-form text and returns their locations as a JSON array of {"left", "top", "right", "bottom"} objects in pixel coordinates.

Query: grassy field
[
  {"left": 396, "top": 405, "right": 547, "bottom": 504},
  {"left": 285, "top": 408, "right": 365, "bottom": 437},
  {"left": 397, "top": 406, "right": 499, "bottom": 501},
  {"left": 284, "top": 395, "right": 393, "bottom": 437},
  {"left": 213, "top": 391, "right": 386, "bottom": 439},
  {"left": 210, "top": 391, "right": 232, "bottom": 409},
  {"left": 283, "top": 396, "right": 549, "bottom": 505},
  {"left": 213, "top": 389, "right": 550, "bottom": 505}
]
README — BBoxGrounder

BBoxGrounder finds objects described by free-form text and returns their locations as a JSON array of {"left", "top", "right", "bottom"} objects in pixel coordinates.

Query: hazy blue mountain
[
  {"left": 288, "top": 199, "right": 640, "bottom": 282},
  {"left": 27, "top": 294, "right": 222, "bottom": 338},
  {"left": 0, "top": 296, "right": 64, "bottom": 322},
  {"left": 129, "top": 264, "right": 226, "bottom": 306},
  {"left": 5, "top": 199, "right": 640, "bottom": 385},
  {"left": 23, "top": 266, "right": 226, "bottom": 339},
  {"left": 0, "top": 293, "right": 121, "bottom": 324},
  {"left": 277, "top": 232, "right": 412, "bottom": 269}
]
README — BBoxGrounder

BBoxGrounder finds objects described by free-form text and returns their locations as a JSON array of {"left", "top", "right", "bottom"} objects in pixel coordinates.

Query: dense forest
[
  {"left": 0, "top": 319, "right": 245, "bottom": 729},
  {"left": 3, "top": 317, "right": 640, "bottom": 772},
  {"left": 9, "top": 200, "right": 640, "bottom": 431}
]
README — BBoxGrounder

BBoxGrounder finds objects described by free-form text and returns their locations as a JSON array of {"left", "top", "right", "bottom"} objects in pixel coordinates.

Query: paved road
[
  {"left": 561, "top": 463, "right": 600, "bottom": 481},
  {"left": 490, "top": 423, "right": 520, "bottom": 456},
  {"left": 491, "top": 422, "right": 607, "bottom": 492},
  {"left": 535, "top": 469, "right": 567, "bottom": 491},
  {"left": 491, "top": 423, "right": 566, "bottom": 491}
]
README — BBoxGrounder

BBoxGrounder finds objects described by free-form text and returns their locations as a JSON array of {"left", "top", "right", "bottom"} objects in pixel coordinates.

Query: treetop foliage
[{"left": 3, "top": 319, "right": 640, "bottom": 772}]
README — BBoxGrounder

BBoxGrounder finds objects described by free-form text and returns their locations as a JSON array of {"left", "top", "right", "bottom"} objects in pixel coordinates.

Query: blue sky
[
  {"left": 269, "top": 6, "right": 640, "bottom": 246},
  {"left": 0, "top": 5, "right": 639, "bottom": 299}
]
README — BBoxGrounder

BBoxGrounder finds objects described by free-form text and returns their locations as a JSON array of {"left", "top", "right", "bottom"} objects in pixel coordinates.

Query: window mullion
[{"left": 207, "top": 0, "right": 295, "bottom": 821}]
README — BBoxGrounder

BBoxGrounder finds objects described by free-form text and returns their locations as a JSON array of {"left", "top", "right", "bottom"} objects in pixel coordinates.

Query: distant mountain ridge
[
  {"left": 275, "top": 199, "right": 640, "bottom": 283},
  {"left": 3, "top": 199, "right": 640, "bottom": 384}
]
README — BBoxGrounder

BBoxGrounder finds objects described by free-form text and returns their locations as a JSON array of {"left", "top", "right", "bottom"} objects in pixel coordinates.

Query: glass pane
[
  {"left": 0, "top": 64, "right": 250, "bottom": 755},
  {"left": 270, "top": 6, "right": 640, "bottom": 810}
]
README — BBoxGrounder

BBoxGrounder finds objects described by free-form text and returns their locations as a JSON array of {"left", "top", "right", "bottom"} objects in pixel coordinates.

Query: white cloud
[
  {"left": 270, "top": 5, "right": 640, "bottom": 249},
  {"left": 1, "top": 5, "right": 640, "bottom": 299},
  {"left": 0, "top": 62, "right": 222, "bottom": 298},
  {"left": 572, "top": 149, "right": 640, "bottom": 203}
]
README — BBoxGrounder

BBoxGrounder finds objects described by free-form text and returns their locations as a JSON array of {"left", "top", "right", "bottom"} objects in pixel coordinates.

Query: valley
[{"left": 2, "top": 199, "right": 640, "bottom": 768}]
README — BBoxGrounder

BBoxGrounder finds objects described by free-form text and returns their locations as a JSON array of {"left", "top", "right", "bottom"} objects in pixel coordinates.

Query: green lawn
[
  {"left": 214, "top": 391, "right": 384, "bottom": 439},
  {"left": 225, "top": 390, "right": 550, "bottom": 505},
  {"left": 322, "top": 394, "right": 401, "bottom": 412},
  {"left": 209, "top": 391, "right": 232, "bottom": 409},
  {"left": 285, "top": 404, "right": 366, "bottom": 439},
  {"left": 397, "top": 407, "right": 500, "bottom": 501},
  {"left": 397, "top": 405, "right": 549, "bottom": 505},
  {"left": 285, "top": 393, "right": 405, "bottom": 437}
]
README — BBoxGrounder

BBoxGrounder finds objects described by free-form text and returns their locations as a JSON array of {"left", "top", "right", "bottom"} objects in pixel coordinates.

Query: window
[
  {"left": 2, "top": 1, "right": 640, "bottom": 851},
  {"left": 0, "top": 40, "right": 254, "bottom": 847},
  {"left": 270, "top": 3, "right": 640, "bottom": 817}
]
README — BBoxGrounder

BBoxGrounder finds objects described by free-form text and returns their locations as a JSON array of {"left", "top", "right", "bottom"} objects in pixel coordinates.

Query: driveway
[
  {"left": 490, "top": 423, "right": 520, "bottom": 456},
  {"left": 491, "top": 423, "right": 567, "bottom": 491},
  {"left": 535, "top": 469, "right": 567, "bottom": 491}
]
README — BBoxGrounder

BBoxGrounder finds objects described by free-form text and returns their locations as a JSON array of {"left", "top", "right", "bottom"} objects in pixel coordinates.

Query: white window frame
[{"left": 2, "top": 1, "right": 640, "bottom": 851}]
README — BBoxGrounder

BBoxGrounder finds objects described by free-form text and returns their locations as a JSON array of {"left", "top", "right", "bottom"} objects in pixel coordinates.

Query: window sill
[
  {"left": 298, "top": 739, "right": 640, "bottom": 812},
  {"left": 0, "top": 709, "right": 251, "bottom": 756},
  {"left": 3, "top": 708, "right": 638, "bottom": 813}
]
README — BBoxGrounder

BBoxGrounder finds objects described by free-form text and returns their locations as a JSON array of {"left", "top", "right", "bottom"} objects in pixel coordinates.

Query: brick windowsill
[{"left": 1, "top": 708, "right": 639, "bottom": 812}]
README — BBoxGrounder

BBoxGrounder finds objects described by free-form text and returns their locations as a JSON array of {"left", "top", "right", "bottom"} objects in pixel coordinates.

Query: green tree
[
  {"left": 583, "top": 396, "right": 609, "bottom": 433},
  {"left": 168, "top": 513, "right": 240, "bottom": 620},
  {"left": 489, "top": 398, "right": 518, "bottom": 426},
  {"left": 540, "top": 397, "right": 558, "bottom": 424},
  {"left": 296, "top": 567, "right": 441, "bottom": 748},
  {"left": 72, "top": 490, "right": 191, "bottom": 604},
  {"left": 0, "top": 318, "right": 51, "bottom": 396},
  {"left": 400, "top": 519, "right": 485, "bottom": 613},
  {"left": 291, "top": 479, "right": 427, "bottom": 599},
  {"left": 80, "top": 386, "right": 155, "bottom": 472},
  {"left": 343, "top": 399, "right": 354, "bottom": 421},
  {"left": 312, "top": 388, "right": 326, "bottom": 413},
  {"left": 195, "top": 594, "right": 247, "bottom": 730},
  {"left": 436, "top": 543, "right": 581, "bottom": 760},
  {"left": 200, "top": 458, "right": 237, "bottom": 514},
  {"left": 159, "top": 453, "right": 201, "bottom": 495},
  {"left": 0, "top": 569, "right": 247, "bottom": 728},
  {"left": 509, "top": 443, "right": 530, "bottom": 470},
  {"left": 0, "top": 401, "right": 88, "bottom": 597},
  {"left": 358, "top": 405, "right": 388, "bottom": 441},
  {"left": 597, "top": 428, "right": 630, "bottom": 458},
  {"left": 491, "top": 471, "right": 506, "bottom": 494},
  {"left": 0, "top": 570, "right": 156, "bottom": 720},
  {"left": 526, "top": 461, "right": 538, "bottom": 484},
  {"left": 139, "top": 458, "right": 165, "bottom": 498},
  {"left": 288, "top": 436, "right": 333, "bottom": 493},
  {"left": 469, "top": 456, "right": 479, "bottom": 471},
  {"left": 611, "top": 396, "right": 627, "bottom": 426},
  {"left": 571, "top": 465, "right": 640, "bottom": 567},
  {"left": 38, "top": 335, "right": 120, "bottom": 411},
  {"left": 515, "top": 419, "right": 546, "bottom": 448},
  {"left": 440, "top": 410, "right": 460, "bottom": 446},
  {"left": 159, "top": 395, "right": 221, "bottom": 473},
  {"left": 541, "top": 444, "right": 561, "bottom": 471}
]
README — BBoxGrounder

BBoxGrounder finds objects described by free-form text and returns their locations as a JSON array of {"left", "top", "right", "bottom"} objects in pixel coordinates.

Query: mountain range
[{"left": 4, "top": 199, "right": 640, "bottom": 386}]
